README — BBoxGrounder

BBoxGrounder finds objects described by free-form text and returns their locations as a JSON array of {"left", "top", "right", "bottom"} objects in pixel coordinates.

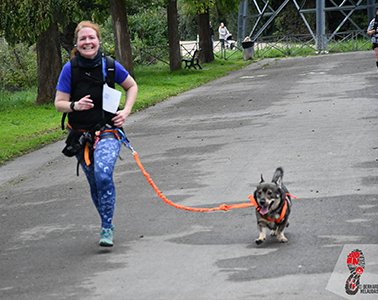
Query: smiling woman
[{"left": 54, "top": 20, "right": 138, "bottom": 248}]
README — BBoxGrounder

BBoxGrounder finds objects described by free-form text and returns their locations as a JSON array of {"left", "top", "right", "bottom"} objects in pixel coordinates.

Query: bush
[{"left": 0, "top": 41, "right": 38, "bottom": 91}]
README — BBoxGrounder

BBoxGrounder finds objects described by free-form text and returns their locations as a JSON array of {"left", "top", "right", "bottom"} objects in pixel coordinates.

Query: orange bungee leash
[{"left": 119, "top": 135, "right": 296, "bottom": 213}]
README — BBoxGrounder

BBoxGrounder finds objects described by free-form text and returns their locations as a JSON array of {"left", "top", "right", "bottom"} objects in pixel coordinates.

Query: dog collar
[{"left": 248, "top": 195, "right": 288, "bottom": 223}]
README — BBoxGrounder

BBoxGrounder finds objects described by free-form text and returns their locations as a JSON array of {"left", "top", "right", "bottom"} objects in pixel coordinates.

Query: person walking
[
  {"left": 55, "top": 21, "right": 138, "bottom": 247},
  {"left": 218, "top": 22, "right": 229, "bottom": 58},
  {"left": 367, "top": 7, "right": 378, "bottom": 71}
]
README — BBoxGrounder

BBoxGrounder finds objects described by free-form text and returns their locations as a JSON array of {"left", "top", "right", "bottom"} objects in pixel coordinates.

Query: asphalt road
[{"left": 1, "top": 51, "right": 378, "bottom": 300}]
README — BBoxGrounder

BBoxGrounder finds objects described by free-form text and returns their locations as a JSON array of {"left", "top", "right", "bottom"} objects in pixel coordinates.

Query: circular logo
[{"left": 356, "top": 267, "right": 364, "bottom": 275}]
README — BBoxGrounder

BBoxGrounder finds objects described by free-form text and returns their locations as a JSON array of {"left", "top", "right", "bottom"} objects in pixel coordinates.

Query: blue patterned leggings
[{"left": 79, "top": 137, "right": 121, "bottom": 229}]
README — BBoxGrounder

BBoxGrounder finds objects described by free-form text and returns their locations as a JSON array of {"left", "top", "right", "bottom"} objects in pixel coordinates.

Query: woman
[
  {"left": 218, "top": 23, "right": 229, "bottom": 46},
  {"left": 55, "top": 21, "right": 138, "bottom": 247},
  {"left": 218, "top": 22, "right": 229, "bottom": 58},
  {"left": 367, "top": 7, "right": 378, "bottom": 71}
]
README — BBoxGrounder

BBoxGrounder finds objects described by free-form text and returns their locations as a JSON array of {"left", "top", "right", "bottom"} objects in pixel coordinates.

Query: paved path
[{"left": 1, "top": 51, "right": 378, "bottom": 300}]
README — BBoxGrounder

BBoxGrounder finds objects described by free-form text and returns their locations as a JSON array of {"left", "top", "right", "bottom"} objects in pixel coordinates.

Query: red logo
[{"left": 345, "top": 249, "right": 365, "bottom": 295}]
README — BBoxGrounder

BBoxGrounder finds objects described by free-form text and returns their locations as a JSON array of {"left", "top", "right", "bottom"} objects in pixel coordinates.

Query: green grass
[{"left": 0, "top": 56, "right": 253, "bottom": 165}]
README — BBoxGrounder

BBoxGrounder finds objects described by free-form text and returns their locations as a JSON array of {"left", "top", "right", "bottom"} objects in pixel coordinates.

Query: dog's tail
[{"left": 272, "top": 167, "right": 284, "bottom": 184}]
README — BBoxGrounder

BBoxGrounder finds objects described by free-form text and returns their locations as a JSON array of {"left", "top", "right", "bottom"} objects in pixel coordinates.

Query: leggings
[{"left": 78, "top": 137, "right": 121, "bottom": 229}]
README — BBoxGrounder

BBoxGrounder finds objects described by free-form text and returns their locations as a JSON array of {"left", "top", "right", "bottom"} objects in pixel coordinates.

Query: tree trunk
[
  {"left": 167, "top": 0, "right": 182, "bottom": 71},
  {"left": 36, "top": 20, "right": 62, "bottom": 105},
  {"left": 109, "top": 0, "right": 134, "bottom": 77},
  {"left": 60, "top": 21, "right": 77, "bottom": 57},
  {"left": 198, "top": 10, "right": 214, "bottom": 63}
]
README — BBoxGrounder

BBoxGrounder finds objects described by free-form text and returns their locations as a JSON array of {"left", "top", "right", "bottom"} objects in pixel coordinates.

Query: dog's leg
[
  {"left": 276, "top": 231, "right": 288, "bottom": 243},
  {"left": 275, "top": 226, "right": 288, "bottom": 243},
  {"left": 255, "top": 223, "right": 266, "bottom": 245}
]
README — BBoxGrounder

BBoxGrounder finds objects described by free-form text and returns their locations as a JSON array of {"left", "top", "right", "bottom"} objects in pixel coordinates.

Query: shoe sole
[{"left": 99, "top": 240, "right": 113, "bottom": 247}]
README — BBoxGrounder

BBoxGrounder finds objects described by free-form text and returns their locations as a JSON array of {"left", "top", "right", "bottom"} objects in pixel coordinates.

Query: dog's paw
[
  {"left": 277, "top": 237, "right": 288, "bottom": 243},
  {"left": 255, "top": 238, "right": 265, "bottom": 245},
  {"left": 270, "top": 230, "right": 277, "bottom": 236}
]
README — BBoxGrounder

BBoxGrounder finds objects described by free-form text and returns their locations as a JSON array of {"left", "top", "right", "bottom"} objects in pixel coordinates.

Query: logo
[
  {"left": 345, "top": 249, "right": 365, "bottom": 295},
  {"left": 327, "top": 245, "right": 378, "bottom": 299}
]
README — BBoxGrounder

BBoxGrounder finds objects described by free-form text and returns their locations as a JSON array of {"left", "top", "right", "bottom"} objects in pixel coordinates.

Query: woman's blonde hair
[{"left": 71, "top": 21, "right": 102, "bottom": 58}]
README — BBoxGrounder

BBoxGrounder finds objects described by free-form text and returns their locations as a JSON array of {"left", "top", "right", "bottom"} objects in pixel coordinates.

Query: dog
[{"left": 253, "top": 167, "right": 292, "bottom": 244}]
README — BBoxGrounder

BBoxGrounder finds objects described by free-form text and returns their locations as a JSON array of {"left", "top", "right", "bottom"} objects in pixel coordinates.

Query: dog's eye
[
  {"left": 267, "top": 191, "right": 273, "bottom": 196},
  {"left": 257, "top": 191, "right": 262, "bottom": 196}
]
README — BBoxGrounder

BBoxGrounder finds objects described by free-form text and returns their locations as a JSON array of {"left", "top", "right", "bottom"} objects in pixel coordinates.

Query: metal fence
[
  {"left": 139, "top": 30, "right": 372, "bottom": 65},
  {"left": 254, "top": 30, "right": 371, "bottom": 58}
]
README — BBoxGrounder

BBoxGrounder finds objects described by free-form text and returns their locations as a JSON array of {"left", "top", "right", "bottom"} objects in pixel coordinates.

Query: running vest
[
  {"left": 61, "top": 55, "right": 116, "bottom": 130},
  {"left": 372, "top": 15, "right": 378, "bottom": 42}
]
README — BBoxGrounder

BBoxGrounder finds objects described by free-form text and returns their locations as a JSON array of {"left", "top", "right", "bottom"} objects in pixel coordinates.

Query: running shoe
[{"left": 99, "top": 228, "right": 113, "bottom": 247}]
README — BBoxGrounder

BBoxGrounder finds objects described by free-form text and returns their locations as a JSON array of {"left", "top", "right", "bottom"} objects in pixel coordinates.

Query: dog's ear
[
  {"left": 272, "top": 167, "right": 283, "bottom": 188},
  {"left": 260, "top": 174, "right": 265, "bottom": 183},
  {"left": 275, "top": 176, "right": 283, "bottom": 188}
]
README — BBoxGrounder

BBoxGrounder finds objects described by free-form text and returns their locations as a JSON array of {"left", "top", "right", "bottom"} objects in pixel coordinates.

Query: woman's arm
[
  {"left": 112, "top": 75, "right": 138, "bottom": 128},
  {"left": 55, "top": 91, "right": 73, "bottom": 113},
  {"left": 55, "top": 91, "right": 94, "bottom": 113}
]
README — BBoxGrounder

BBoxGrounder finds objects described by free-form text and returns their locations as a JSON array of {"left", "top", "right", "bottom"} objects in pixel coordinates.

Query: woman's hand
[
  {"left": 75, "top": 95, "right": 94, "bottom": 111},
  {"left": 55, "top": 92, "right": 94, "bottom": 113},
  {"left": 112, "top": 109, "right": 130, "bottom": 128}
]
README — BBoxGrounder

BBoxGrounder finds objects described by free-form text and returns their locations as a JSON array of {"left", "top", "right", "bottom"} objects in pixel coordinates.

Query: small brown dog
[{"left": 253, "top": 167, "right": 292, "bottom": 244}]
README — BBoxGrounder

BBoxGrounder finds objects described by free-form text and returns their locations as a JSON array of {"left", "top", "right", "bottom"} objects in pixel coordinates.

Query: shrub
[{"left": 0, "top": 41, "right": 38, "bottom": 91}]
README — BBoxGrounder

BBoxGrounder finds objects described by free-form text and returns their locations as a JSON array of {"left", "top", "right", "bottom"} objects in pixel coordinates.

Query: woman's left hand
[
  {"left": 113, "top": 75, "right": 138, "bottom": 128},
  {"left": 112, "top": 109, "right": 130, "bottom": 128}
]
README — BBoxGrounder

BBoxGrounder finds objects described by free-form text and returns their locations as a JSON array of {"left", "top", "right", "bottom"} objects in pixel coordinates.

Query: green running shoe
[{"left": 99, "top": 228, "right": 113, "bottom": 247}]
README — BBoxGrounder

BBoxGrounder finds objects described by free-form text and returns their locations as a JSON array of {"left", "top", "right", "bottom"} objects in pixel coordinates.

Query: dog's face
[{"left": 254, "top": 176, "right": 284, "bottom": 216}]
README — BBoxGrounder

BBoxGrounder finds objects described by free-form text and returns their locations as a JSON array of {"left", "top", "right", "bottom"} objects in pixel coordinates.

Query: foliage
[
  {"left": 128, "top": 8, "right": 168, "bottom": 47},
  {"left": 178, "top": 0, "right": 239, "bottom": 40},
  {"left": 100, "top": 17, "right": 116, "bottom": 58},
  {"left": 274, "top": 2, "right": 315, "bottom": 36},
  {"left": 0, "top": 42, "right": 38, "bottom": 91},
  {"left": 128, "top": 7, "right": 169, "bottom": 62}
]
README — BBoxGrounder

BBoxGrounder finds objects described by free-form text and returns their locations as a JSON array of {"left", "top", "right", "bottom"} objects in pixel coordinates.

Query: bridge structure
[{"left": 237, "top": 0, "right": 377, "bottom": 52}]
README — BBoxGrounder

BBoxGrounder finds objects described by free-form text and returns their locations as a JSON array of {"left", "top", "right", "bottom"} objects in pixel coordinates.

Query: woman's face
[{"left": 77, "top": 27, "right": 100, "bottom": 59}]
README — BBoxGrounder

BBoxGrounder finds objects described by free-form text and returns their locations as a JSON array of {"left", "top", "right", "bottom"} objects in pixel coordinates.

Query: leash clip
[{"left": 116, "top": 129, "right": 136, "bottom": 154}]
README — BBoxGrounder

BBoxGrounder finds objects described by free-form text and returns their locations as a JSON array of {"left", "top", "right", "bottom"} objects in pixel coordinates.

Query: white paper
[{"left": 102, "top": 83, "right": 122, "bottom": 114}]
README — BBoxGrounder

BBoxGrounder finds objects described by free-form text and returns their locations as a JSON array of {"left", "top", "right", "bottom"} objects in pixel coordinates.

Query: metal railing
[
  {"left": 254, "top": 30, "right": 371, "bottom": 58},
  {"left": 138, "top": 30, "right": 372, "bottom": 65}
]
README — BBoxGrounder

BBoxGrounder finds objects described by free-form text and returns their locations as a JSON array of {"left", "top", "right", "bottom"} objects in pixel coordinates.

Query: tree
[
  {"left": 198, "top": 8, "right": 213, "bottom": 63},
  {"left": 109, "top": 0, "right": 134, "bottom": 76},
  {"left": 0, "top": 1, "right": 68, "bottom": 105},
  {"left": 36, "top": 10, "right": 62, "bottom": 105},
  {"left": 0, "top": 0, "right": 129, "bottom": 103},
  {"left": 0, "top": 0, "right": 82, "bottom": 104},
  {"left": 180, "top": 0, "right": 239, "bottom": 63},
  {"left": 167, "top": 0, "right": 182, "bottom": 71}
]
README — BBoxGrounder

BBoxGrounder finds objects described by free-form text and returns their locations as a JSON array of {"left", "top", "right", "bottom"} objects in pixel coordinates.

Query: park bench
[{"left": 182, "top": 49, "right": 202, "bottom": 70}]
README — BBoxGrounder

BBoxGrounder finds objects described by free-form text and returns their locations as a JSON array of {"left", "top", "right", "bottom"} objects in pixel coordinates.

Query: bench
[{"left": 182, "top": 49, "right": 202, "bottom": 70}]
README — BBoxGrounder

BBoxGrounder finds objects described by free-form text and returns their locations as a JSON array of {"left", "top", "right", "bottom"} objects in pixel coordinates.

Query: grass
[{"left": 0, "top": 55, "right": 253, "bottom": 165}]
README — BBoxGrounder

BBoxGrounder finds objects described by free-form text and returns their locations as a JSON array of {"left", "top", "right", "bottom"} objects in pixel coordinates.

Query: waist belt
[{"left": 67, "top": 123, "right": 120, "bottom": 167}]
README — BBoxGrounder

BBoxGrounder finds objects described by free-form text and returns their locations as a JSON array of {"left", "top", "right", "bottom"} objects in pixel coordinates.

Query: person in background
[
  {"left": 55, "top": 21, "right": 138, "bottom": 247},
  {"left": 209, "top": 21, "right": 214, "bottom": 48},
  {"left": 367, "top": 7, "right": 378, "bottom": 71},
  {"left": 218, "top": 22, "right": 229, "bottom": 58}
]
